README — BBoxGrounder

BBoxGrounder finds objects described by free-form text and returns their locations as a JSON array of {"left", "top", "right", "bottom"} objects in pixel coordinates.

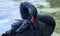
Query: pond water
[{"left": 0, "top": 1, "right": 21, "bottom": 34}]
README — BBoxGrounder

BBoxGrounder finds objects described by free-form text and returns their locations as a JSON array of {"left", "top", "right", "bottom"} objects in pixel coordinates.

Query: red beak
[{"left": 31, "top": 16, "right": 35, "bottom": 23}]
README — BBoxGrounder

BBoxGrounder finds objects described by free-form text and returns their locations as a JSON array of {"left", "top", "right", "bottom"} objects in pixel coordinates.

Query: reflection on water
[{"left": 0, "top": 0, "right": 22, "bottom": 34}]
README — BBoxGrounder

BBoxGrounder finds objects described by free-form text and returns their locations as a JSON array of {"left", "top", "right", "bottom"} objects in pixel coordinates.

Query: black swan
[{"left": 2, "top": 2, "right": 56, "bottom": 36}]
